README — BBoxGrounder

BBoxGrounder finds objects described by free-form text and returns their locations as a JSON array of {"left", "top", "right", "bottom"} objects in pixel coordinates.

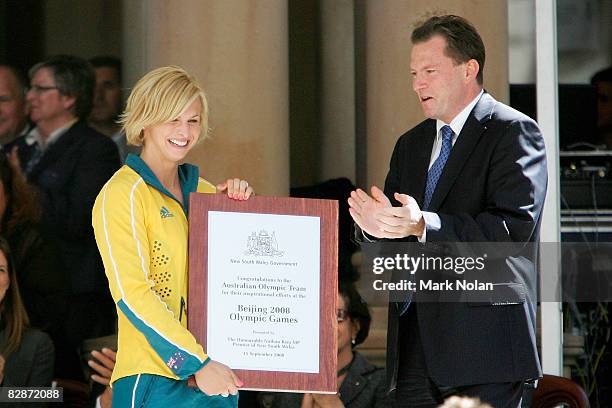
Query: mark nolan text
[{"left": 373, "top": 279, "right": 493, "bottom": 291}]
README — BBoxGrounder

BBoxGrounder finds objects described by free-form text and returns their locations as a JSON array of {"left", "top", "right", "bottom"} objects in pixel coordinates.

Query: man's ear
[
  {"left": 465, "top": 59, "right": 480, "bottom": 83},
  {"left": 61, "top": 94, "right": 77, "bottom": 112}
]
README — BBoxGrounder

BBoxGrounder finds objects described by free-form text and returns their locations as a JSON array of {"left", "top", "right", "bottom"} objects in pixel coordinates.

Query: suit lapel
[
  {"left": 427, "top": 93, "right": 495, "bottom": 211},
  {"left": 29, "top": 121, "right": 81, "bottom": 179}
]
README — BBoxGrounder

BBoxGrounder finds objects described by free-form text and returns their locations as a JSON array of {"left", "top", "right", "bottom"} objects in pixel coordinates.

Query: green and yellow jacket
[{"left": 92, "top": 154, "right": 216, "bottom": 384}]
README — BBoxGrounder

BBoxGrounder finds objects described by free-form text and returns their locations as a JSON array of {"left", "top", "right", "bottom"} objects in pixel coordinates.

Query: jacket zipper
[{"left": 179, "top": 297, "right": 187, "bottom": 322}]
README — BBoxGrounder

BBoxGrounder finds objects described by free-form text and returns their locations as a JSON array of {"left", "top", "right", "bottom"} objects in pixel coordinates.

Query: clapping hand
[{"left": 348, "top": 186, "right": 425, "bottom": 239}]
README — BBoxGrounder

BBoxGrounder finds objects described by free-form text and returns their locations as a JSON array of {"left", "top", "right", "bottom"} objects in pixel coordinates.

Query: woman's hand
[
  {"left": 216, "top": 178, "right": 254, "bottom": 200},
  {"left": 194, "top": 360, "right": 243, "bottom": 397}
]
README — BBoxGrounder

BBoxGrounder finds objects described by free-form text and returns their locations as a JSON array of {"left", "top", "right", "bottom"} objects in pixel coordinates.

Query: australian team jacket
[{"left": 92, "top": 154, "right": 216, "bottom": 383}]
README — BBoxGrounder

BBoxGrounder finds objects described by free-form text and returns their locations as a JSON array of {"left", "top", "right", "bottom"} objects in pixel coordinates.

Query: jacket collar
[
  {"left": 338, "top": 351, "right": 379, "bottom": 404},
  {"left": 425, "top": 92, "right": 496, "bottom": 211},
  {"left": 125, "top": 153, "right": 200, "bottom": 215},
  {"left": 28, "top": 120, "right": 84, "bottom": 179}
]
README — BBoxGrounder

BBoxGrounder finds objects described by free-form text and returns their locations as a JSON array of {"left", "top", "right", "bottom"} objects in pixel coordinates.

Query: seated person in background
[
  {"left": 0, "top": 154, "right": 66, "bottom": 347},
  {"left": 0, "top": 236, "right": 54, "bottom": 387},
  {"left": 260, "top": 281, "right": 391, "bottom": 408}
]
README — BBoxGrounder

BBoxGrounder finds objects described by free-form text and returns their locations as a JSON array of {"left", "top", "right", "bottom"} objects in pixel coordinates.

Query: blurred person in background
[
  {"left": 88, "top": 56, "right": 122, "bottom": 138},
  {"left": 8, "top": 55, "right": 120, "bottom": 380},
  {"left": 89, "top": 56, "right": 137, "bottom": 162},
  {"left": 0, "top": 65, "right": 30, "bottom": 146},
  {"left": 0, "top": 237, "right": 54, "bottom": 389},
  {"left": 0, "top": 154, "right": 66, "bottom": 347}
]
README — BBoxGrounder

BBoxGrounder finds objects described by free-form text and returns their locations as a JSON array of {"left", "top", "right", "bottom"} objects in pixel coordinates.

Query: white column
[{"left": 536, "top": 0, "right": 563, "bottom": 376}]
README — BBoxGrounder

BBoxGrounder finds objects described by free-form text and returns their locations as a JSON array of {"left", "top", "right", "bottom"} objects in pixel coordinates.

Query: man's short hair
[
  {"left": 89, "top": 56, "right": 122, "bottom": 83},
  {"left": 591, "top": 67, "right": 612, "bottom": 85},
  {"left": 411, "top": 15, "right": 485, "bottom": 85},
  {"left": 29, "top": 55, "right": 95, "bottom": 119},
  {"left": 119, "top": 65, "right": 208, "bottom": 146},
  {"left": 0, "top": 64, "right": 28, "bottom": 98}
]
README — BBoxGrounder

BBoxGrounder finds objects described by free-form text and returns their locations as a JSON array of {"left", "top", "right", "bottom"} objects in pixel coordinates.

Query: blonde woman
[{"left": 92, "top": 66, "right": 252, "bottom": 407}]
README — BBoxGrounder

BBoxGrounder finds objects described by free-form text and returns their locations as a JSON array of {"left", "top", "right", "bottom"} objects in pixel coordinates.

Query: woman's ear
[{"left": 351, "top": 320, "right": 360, "bottom": 340}]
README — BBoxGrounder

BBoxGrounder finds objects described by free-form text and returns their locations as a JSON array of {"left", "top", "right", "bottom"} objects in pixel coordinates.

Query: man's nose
[{"left": 412, "top": 75, "right": 425, "bottom": 92}]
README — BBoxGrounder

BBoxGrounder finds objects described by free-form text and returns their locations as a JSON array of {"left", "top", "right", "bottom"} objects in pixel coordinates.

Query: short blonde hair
[{"left": 120, "top": 66, "right": 208, "bottom": 146}]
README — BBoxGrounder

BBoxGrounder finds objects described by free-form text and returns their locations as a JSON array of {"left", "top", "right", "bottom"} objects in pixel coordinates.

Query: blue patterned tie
[
  {"left": 399, "top": 125, "right": 454, "bottom": 316},
  {"left": 422, "top": 125, "right": 454, "bottom": 211}
]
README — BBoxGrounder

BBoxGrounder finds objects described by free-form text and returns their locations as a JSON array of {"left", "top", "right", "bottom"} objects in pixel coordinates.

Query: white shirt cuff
[
  {"left": 361, "top": 230, "right": 375, "bottom": 242},
  {"left": 418, "top": 211, "right": 441, "bottom": 242}
]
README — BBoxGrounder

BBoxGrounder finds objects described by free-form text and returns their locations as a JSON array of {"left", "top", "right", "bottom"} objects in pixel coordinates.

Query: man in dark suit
[
  {"left": 6, "top": 55, "right": 120, "bottom": 380},
  {"left": 348, "top": 15, "right": 546, "bottom": 408}
]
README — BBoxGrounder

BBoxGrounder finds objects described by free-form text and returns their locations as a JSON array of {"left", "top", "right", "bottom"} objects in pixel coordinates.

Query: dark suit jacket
[
  {"left": 382, "top": 93, "right": 546, "bottom": 389},
  {"left": 11, "top": 121, "right": 120, "bottom": 296},
  {"left": 6, "top": 222, "right": 67, "bottom": 338},
  {"left": 1, "top": 328, "right": 54, "bottom": 408},
  {"left": 2, "top": 328, "right": 54, "bottom": 387}
]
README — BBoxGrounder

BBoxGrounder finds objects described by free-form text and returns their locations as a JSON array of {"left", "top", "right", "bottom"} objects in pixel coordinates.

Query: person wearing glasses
[
  {"left": 261, "top": 281, "right": 391, "bottom": 408},
  {"left": 6, "top": 55, "right": 120, "bottom": 380}
]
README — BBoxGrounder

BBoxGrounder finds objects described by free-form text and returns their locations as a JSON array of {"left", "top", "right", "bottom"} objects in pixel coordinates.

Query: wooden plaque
[{"left": 188, "top": 194, "right": 338, "bottom": 393}]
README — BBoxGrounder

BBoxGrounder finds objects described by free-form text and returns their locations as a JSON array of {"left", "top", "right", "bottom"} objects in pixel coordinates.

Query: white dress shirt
[
  {"left": 419, "top": 90, "right": 484, "bottom": 241},
  {"left": 24, "top": 118, "right": 78, "bottom": 152}
]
